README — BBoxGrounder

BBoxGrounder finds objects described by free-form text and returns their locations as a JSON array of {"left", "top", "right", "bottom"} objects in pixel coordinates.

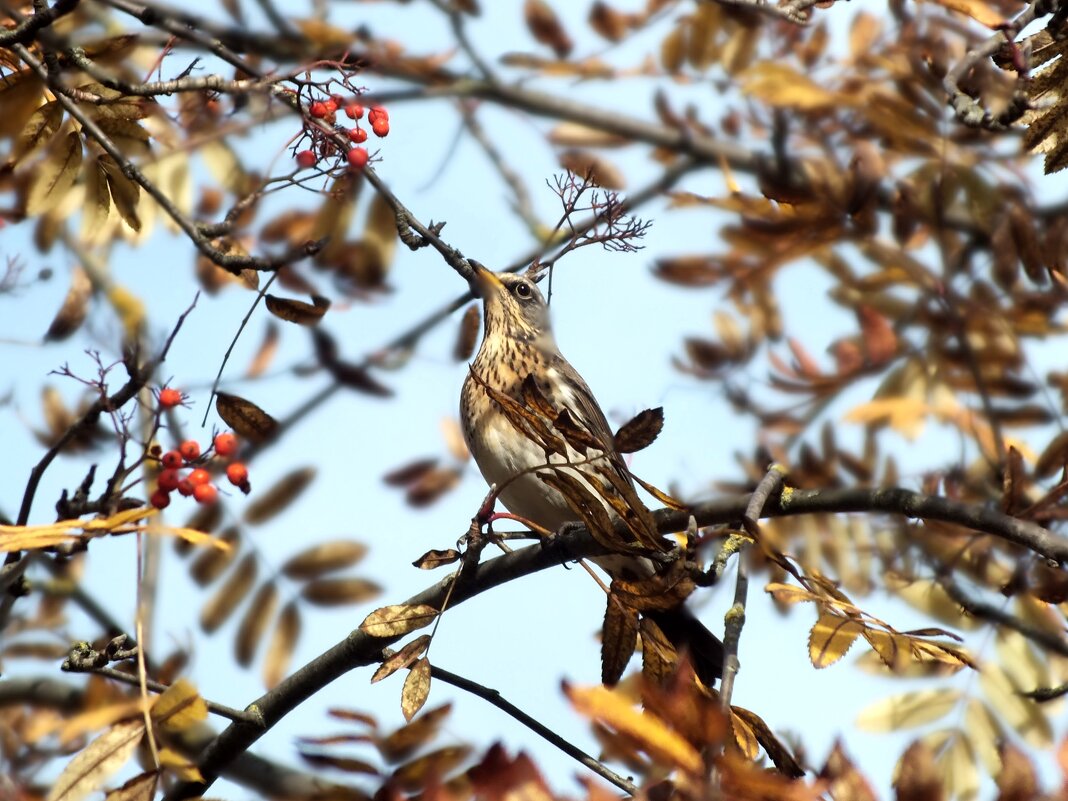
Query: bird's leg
[{"left": 539, "top": 519, "right": 587, "bottom": 567}]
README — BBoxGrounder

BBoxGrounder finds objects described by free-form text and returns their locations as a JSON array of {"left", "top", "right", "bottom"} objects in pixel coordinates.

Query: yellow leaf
[
  {"left": 842, "top": 397, "right": 929, "bottom": 438},
  {"left": 106, "top": 284, "right": 146, "bottom": 339},
  {"left": 15, "top": 100, "right": 63, "bottom": 161},
  {"left": 47, "top": 719, "right": 145, "bottom": 801},
  {"left": 739, "top": 62, "right": 838, "bottom": 110},
  {"left": 55, "top": 700, "right": 144, "bottom": 746},
  {"left": 856, "top": 689, "right": 961, "bottom": 732},
  {"left": 26, "top": 131, "right": 83, "bottom": 216},
  {"left": 963, "top": 699, "right": 1002, "bottom": 775},
  {"left": 150, "top": 678, "right": 208, "bottom": 734},
  {"left": 924, "top": 0, "right": 1005, "bottom": 27},
  {"left": 979, "top": 665, "right": 1053, "bottom": 747},
  {"left": 145, "top": 523, "right": 233, "bottom": 551},
  {"left": 808, "top": 611, "right": 865, "bottom": 668},
  {"left": 764, "top": 582, "right": 822, "bottom": 606},
  {"left": 156, "top": 748, "right": 204, "bottom": 782},
  {"left": 565, "top": 683, "right": 701, "bottom": 773},
  {"left": 888, "top": 576, "right": 978, "bottom": 629},
  {"left": 401, "top": 657, "right": 432, "bottom": 722},
  {"left": 937, "top": 731, "right": 980, "bottom": 801},
  {"left": 103, "top": 771, "right": 157, "bottom": 801}
]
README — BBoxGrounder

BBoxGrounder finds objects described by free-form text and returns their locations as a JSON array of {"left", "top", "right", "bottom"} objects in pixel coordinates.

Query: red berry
[
  {"left": 368, "top": 106, "right": 388, "bottom": 123},
  {"left": 371, "top": 118, "right": 389, "bottom": 137},
  {"left": 346, "top": 147, "right": 369, "bottom": 170},
  {"left": 193, "top": 483, "right": 219, "bottom": 505},
  {"left": 158, "top": 387, "right": 182, "bottom": 408},
  {"left": 177, "top": 479, "right": 195, "bottom": 497},
  {"left": 214, "top": 432, "right": 238, "bottom": 457},
  {"left": 150, "top": 489, "right": 171, "bottom": 510},
  {"left": 158, "top": 468, "right": 181, "bottom": 492},
  {"left": 345, "top": 103, "right": 364, "bottom": 120},
  {"left": 188, "top": 468, "right": 211, "bottom": 486},
  {"left": 348, "top": 127, "right": 368, "bottom": 143},
  {"left": 323, "top": 98, "right": 338, "bottom": 114},
  {"left": 295, "top": 149, "right": 317, "bottom": 169},
  {"left": 226, "top": 462, "right": 249, "bottom": 487},
  {"left": 309, "top": 101, "right": 328, "bottom": 119},
  {"left": 179, "top": 440, "right": 201, "bottom": 462},
  {"left": 161, "top": 450, "right": 183, "bottom": 470}
]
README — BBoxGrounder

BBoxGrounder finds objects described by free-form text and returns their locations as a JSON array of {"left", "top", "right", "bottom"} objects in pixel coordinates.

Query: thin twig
[{"left": 431, "top": 665, "right": 638, "bottom": 796}]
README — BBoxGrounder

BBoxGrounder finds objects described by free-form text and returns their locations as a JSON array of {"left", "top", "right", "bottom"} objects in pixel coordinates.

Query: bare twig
[
  {"left": 0, "top": 0, "right": 79, "bottom": 47},
  {"left": 430, "top": 664, "right": 638, "bottom": 796}
]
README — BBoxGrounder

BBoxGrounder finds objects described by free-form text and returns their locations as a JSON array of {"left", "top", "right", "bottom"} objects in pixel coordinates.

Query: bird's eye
[{"left": 514, "top": 282, "right": 532, "bottom": 299}]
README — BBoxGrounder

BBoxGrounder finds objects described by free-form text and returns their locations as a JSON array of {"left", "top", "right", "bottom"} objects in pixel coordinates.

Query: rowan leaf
[
  {"left": 856, "top": 689, "right": 961, "bottom": 732},
  {"left": 372, "top": 635, "right": 432, "bottom": 684},
  {"left": 401, "top": 657, "right": 432, "bottom": 722},
  {"left": 215, "top": 393, "right": 278, "bottom": 443},
  {"left": 265, "top": 294, "right": 330, "bottom": 325},
  {"left": 412, "top": 548, "right": 461, "bottom": 570},
  {"left": 235, "top": 581, "right": 279, "bottom": 667},
  {"left": 808, "top": 611, "right": 865, "bottom": 668},
  {"left": 15, "top": 100, "right": 63, "bottom": 161},
  {"left": 244, "top": 467, "right": 316, "bottom": 524},
  {"left": 454, "top": 303, "right": 480, "bottom": 362},
  {"left": 601, "top": 595, "right": 638, "bottom": 685},
  {"left": 359, "top": 604, "right": 439, "bottom": 638},
  {"left": 300, "top": 577, "right": 382, "bottom": 606},
  {"left": 26, "top": 131, "right": 82, "bottom": 216},
  {"left": 47, "top": 719, "right": 145, "bottom": 801},
  {"left": 282, "top": 541, "right": 369, "bottom": 579},
  {"left": 199, "top": 553, "right": 258, "bottom": 633},
  {"left": 151, "top": 678, "right": 208, "bottom": 734},
  {"left": 614, "top": 407, "right": 664, "bottom": 454},
  {"left": 376, "top": 703, "right": 452, "bottom": 763},
  {"left": 103, "top": 771, "right": 157, "bottom": 801},
  {"left": 263, "top": 601, "right": 301, "bottom": 689}
]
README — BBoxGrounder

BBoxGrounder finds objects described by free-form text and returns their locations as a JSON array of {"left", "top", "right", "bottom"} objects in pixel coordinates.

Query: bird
[{"left": 459, "top": 261, "right": 723, "bottom": 686}]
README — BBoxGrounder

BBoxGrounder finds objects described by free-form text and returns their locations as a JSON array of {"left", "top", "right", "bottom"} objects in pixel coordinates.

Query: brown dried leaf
[
  {"left": 372, "top": 635, "right": 432, "bottom": 683},
  {"left": 99, "top": 155, "right": 141, "bottom": 232},
  {"left": 412, "top": 548, "right": 461, "bottom": 570},
  {"left": 558, "top": 150, "right": 625, "bottom": 189},
  {"left": 361, "top": 193, "right": 399, "bottom": 284},
  {"left": 15, "top": 100, "right": 63, "bottom": 161},
  {"left": 393, "top": 745, "right": 471, "bottom": 791},
  {"left": 300, "top": 577, "right": 382, "bottom": 606},
  {"left": 601, "top": 595, "right": 638, "bottom": 686},
  {"left": 614, "top": 408, "right": 664, "bottom": 454},
  {"left": 103, "top": 771, "right": 157, "bottom": 801},
  {"left": 857, "top": 305, "right": 897, "bottom": 365},
  {"left": 996, "top": 742, "right": 1037, "bottom": 801},
  {"left": 215, "top": 392, "right": 278, "bottom": 443},
  {"left": 263, "top": 601, "right": 301, "bottom": 689},
  {"left": 44, "top": 267, "right": 92, "bottom": 342},
  {"left": 589, "top": 2, "right": 630, "bottom": 41},
  {"left": 299, "top": 751, "right": 380, "bottom": 776},
  {"left": 200, "top": 553, "right": 258, "bottom": 633},
  {"left": 401, "top": 658, "right": 432, "bottom": 722},
  {"left": 524, "top": 0, "right": 573, "bottom": 57},
  {"left": 282, "top": 541, "right": 369, "bottom": 580},
  {"left": 235, "top": 581, "right": 278, "bottom": 667},
  {"left": 47, "top": 719, "right": 145, "bottom": 801},
  {"left": 376, "top": 703, "right": 452, "bottom": 763},
  {"left": 405, "top": 467, "right": 462, "bottom": 508},
  {"left": 454, "top": 303, "right": 481, "bottom": 362},
  {"left": 265, "top": 294, "right": 330, "bottom": 326},
  {"left": 894, "top": 740, "right": 943, "bottom": 801},
  {"left": 819, "top": 741, "right": 877, "bottom": 801},
  {"left": 383, "top": 458, "right": 439, "bottom": 487},
  {"left": 246, "top": 321, "right": 280, "bottom": 378},
  {"left": 244, "top": 466, "right": 316, "bottom": 525},
  {"left": 189, "top": 526, "right": 239, "bottom": 585},
  {"left": 26, "top": 131, "right": 82, "bottom": 217},
  {"left": 360, "top": 604, "right": 439, "bottom": 638}
]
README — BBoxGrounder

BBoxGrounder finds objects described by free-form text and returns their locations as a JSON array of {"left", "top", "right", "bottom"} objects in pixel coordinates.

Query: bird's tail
[{"left": 645, "top": 606, "right": 724, "bottom": 688}]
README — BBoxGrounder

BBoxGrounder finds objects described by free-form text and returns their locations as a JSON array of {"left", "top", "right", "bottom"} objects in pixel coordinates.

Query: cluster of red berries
[
  {"left": 149, "top": 388, "right": 251, "bottom": 510},
  {"left": 149, "top": 431, "right": 250, "bottom": 510},
  {"left": 295, "top": 96, "right": 390, "bottom": 173}
]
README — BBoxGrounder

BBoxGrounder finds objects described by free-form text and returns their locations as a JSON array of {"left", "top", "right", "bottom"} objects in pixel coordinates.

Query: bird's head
[{"left": 469, "top": 261, "right": 553, "bottom": 346}]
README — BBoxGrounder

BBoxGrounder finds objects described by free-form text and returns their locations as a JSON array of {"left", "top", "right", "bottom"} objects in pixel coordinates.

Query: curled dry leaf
[
  {"left": 614, "top": 407, "right": 664, "bottom": 454},
  {"left": 265, "top": 294, "right": 330, "bottom": 325},
  {"left": 215, "top": 392, "right": 279, "bottom": 443},
  {"left": 282, "top": 540, "right": 369, "bottom": 580},
  {"left": 372, "top": 635, "right": 432, "bottom": 684},
  {"left": 412, "top": 548, "right": 461, "bottom": 570},
  {"left": 406, "top": 467, "right": 462, "bottom": 508},
  {"left": 45, "top": 267, "right": 92, "bottom": 342},
  {"left": 601, "top": 595, "right": 639, "bottom": 686},
  {"left": 300, "top": 577, "right": 382, "bottom": 606},
  {"left": 244, "top": 466, "right": 316, "bottom": 525},
  {"left": 263, "top": 601, "right": 301, "bottom": 689},
  {"left": 454, "top": 303, "right": 481, "bottom": 362},
  {"left": 360, "top": 603, "right": 439, "bottom": 638},
  {"left": 401, "top": 657, "right": 432, "bottom": 722}
]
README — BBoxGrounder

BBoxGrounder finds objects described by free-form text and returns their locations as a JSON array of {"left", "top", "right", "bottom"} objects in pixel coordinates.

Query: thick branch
[{"left": 164, "top": 485, "right": 1063, "bottom": 798}]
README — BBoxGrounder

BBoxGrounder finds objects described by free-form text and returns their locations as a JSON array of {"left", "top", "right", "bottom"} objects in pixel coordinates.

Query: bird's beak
[{"left": 468, "top": 260, "right": 503, "bottom": 296}]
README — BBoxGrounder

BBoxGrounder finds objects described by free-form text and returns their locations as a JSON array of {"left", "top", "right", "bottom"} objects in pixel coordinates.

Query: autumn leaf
[
  {"left": 215, "top": 393, "right": 279, "bottom": 443},
  {"left": 48, "top": 720, "right": 145, "bottom": 801},
  {"left": 265, "top": 294, "right": 330, "bottom": 325},
  {"left": 372, "top": 635, "right": 432, "bottom": 684},
  {"left": 808, "top": 611, "right": 865, "bottom": 668},
  {"left": 150, "top": 678, "right": 208, "bottom": 734},
  {"left": 614, "top": 407, "right": 664, "bottom": 453},
  {"left": 26, "top": 131, "right": 82, "bottom": 216},
  {"left": 401, "top": 658, "right": 432, "bottom": 722},
  {"left": 360, "top": 604, "right": 439, "bottom": 638}
]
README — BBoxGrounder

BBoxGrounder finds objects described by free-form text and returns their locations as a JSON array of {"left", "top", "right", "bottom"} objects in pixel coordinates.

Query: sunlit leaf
[
  {"left": 359, "top": 604, "right": 439, "bottom": 638},
  {"left": 401, "top": 657, "right": 432, "bottom": 722},
  {"left": 47, "top": 719, "right": 145, "bottom": 801}
]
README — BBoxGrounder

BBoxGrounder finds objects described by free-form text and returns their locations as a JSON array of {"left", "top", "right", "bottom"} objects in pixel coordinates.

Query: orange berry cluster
[
  {"left": 149, "top": 390, "right": 251, "bottom": 510},
  {"left": 295, "top": 95, "right": 390, "bottom": 173}
]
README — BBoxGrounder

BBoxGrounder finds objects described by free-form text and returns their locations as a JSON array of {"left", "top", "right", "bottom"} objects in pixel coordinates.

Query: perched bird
[{"left": 460, "top": 261, "right": 722, "bottom": 685}]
